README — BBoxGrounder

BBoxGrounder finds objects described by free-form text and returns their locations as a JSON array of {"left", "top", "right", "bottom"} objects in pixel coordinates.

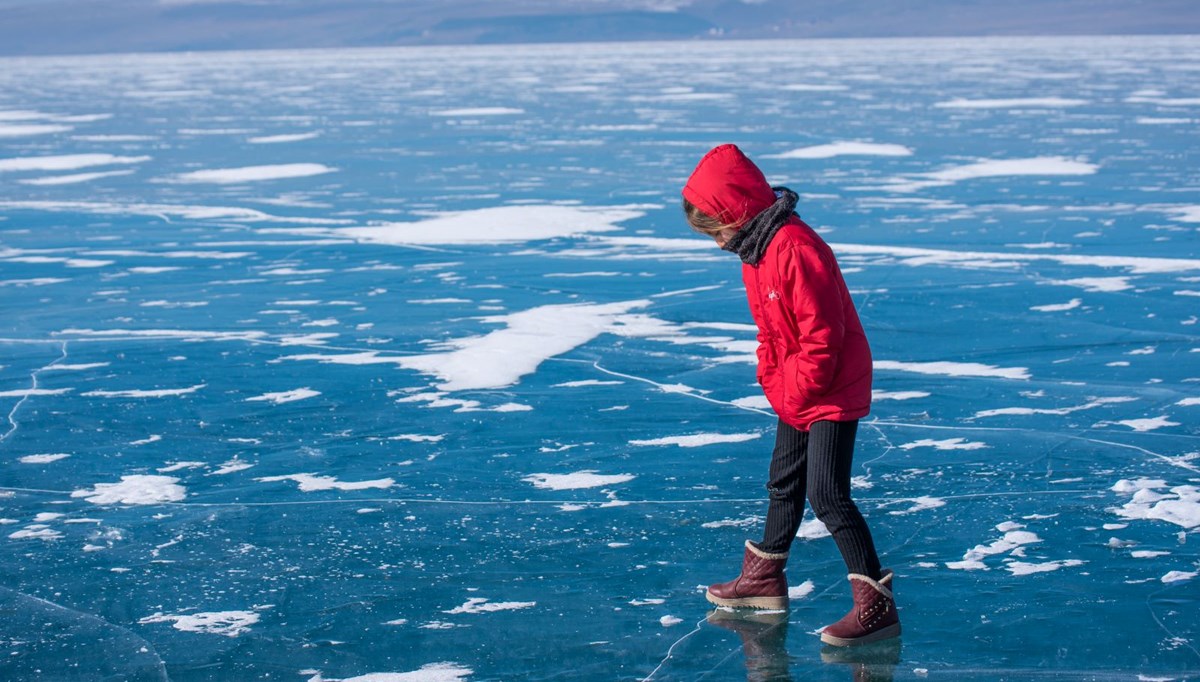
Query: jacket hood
[{"left": 682, "top": 144, "right": 777, "bottom": 230}]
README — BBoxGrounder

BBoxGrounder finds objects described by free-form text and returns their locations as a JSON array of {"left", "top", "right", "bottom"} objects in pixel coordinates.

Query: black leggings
[{"left": 758, "top": 419, "right": 882, "bottom": 579}]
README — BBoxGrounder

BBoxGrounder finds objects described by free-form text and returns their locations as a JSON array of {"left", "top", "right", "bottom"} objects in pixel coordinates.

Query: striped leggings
[{"left": 757, "top": 419, "right": 882, "bottom": 580}]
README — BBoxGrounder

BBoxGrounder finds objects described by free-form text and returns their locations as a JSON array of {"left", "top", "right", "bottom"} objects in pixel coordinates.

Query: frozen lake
[{"left": 1, "top": 35, "right": 1198, "bottom": 681}]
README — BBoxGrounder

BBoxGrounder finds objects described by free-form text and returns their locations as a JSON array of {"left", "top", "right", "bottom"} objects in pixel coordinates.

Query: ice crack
[{"left": 1, "top": 341, "right": 68, "bottom": 445}]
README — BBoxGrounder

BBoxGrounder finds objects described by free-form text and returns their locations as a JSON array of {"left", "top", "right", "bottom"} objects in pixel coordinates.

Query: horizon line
[{"left": 3, "top": 31, "right": 1198, "bottom": 61}]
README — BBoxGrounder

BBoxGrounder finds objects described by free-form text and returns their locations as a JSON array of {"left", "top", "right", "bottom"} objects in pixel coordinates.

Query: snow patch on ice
[
  {"left": 732, "top": 395, "right": 772, "bottom": 409},
  {"left": 170, "top": 163, "right": 335, "bottom": 184},
  {"left": 702, "top": 516, "right": 762, "bottom": 529},
  {"left": 630, "top": 598, "right": 665, "bottom": 606},
  {"left": 83, "top": 384, "right": 206, "bottom": 398},
  {"left": 72, "top": 134, "right": 156, "bottom": 141},
  {"left": 159, "top": 461, "right": 204, "bottom": 472},
  {"left": 946, "top": 522, "right": 1041, "bottom": 571},
  {"left": 72, "top": 475, "right": 186, "bottom": 505},
  {"left": 139, "top": 610, "right": 261, "bottom": 637},
  {"left": 782, "top": 83, "right": 849, "bottom": 92},
  {"left": 0, "top": 388, "right": 72, "bottom": 398},
  {"left": 1126, "top": 94, "right": 1200, "bottom": 106},
  {"left": 1031, "top": 299, "right": 1082, "bottom": 312},
  {"left": 211, "top": 459, "right": 253, "bottom": 476},
  {"left": 1167, "top": 205, "right": 1200, "bottom": 223},
  {"left": 3, "top": 254, "right": 112, "bottom": 268},
  {"left": 1161, "top": 570, "right": 1197, "bottom": 584},
  {"left": 834, "top": 242, "right": 1200, "bottom": 275},
  {"left": 0, "top": 123, "right": 73, "bottom": 137},
  {"left": 247, "top": 132, "right": 320, "bottom": 144},
  {"left": 899, "top": 438, "right": 988, "bottom": 451},
  {"left": 0, "top": 278, "right": 70, "bottom": 287},
  {"left": 875, "top": 360, "right": 1030, "bottom": 380},
  {"left": 1112, "top": 416, "right": 1179, "bottom": 432},
  {"left": 1006, "top": 560, "right": 1085, "bottom": 576},
  {"left": 876, "top": 156, "right": 1097, "bottom": 193},
  {"left": 765, "top": 142, "right": 913, "bottom": 159},
  {"left": 246, "top": 388, "right": 320, "bottom": 404},
  {"left": 432, "top": 107, "right": 523, "bottom": 116},
  {"left": 543, "top": 271, "right": 623, "bottom": 278},
  {"left": 935, "top": 97, "right": 1088, "bottom": 109},
  {"left": 388, "top": 434, "right": 444, "bottom": 443},
  {"left": 307, "top": 204, "right": 644, "bottom": 246},
  {"left": 18, "top": 170, "right": 135, "bottom": 186},
  {"left": 796, "top": 517, "right": 831, "bottom": 540},
  {"left": 406, "top": 298, "right": 471, "bottom": 305},
  {"left": 886, "top": 496, "right": 947, "bottom": 515},
  {"left": 422, "top": 621, "right": 470, "bottom": 631},
  {"left": 553, "top": 379, "right": 624, "bottom": 388},
  {"left": 397, "top": 300, "right": 651, "bottom": 391},
  {"left": 19, "top": 453, "right": 70, "bottom": 464},
  {"left": 443, "top": 597, "right": 535, "bottom": 614},
  {"left": 392, "top": 391, "right": 532, "bottom": 413},
  {"left": 789, "top": 580, "right": 815, "bottom": 599},
  {"left": 523, "top": 471, "right": 634, "bottom": 490},
  {"left": 8, "top": 526, "right": 63, "bottom": 541},
  {"left": 0, "top": 200, "right": 347, "bottom": 224},
  {"left": 42, "top": 363, "right": 109, "bottom": 372},
  {"left": 256, "top": 474, "right": 395, "bottom": 492},
  {"left": 975, "top": 396, "right": 1136, "bottom": 418},
  {"left": 872, "top": 390, "right": 930, "bottom": 401},
  {"left": 629, "top": 432, "right": 760, "bottom": 448},
  {"left": 1110, "top": 479, "right": 1200, "bottom": 529},
  {"left": 306, "top": 663, "right": 475, "bottom": 682},
  {"left": 0, "top": 153, "right": 150, "bottom": 172},
  {"left": 1048, "top": 276, "right": 1134, "bottom": 292}
]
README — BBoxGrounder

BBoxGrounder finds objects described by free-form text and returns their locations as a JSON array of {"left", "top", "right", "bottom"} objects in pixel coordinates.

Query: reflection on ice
[
  {"left": 820, "top": 638, "right": 902, "bottom": 682},
  {"left": 707, "top": 609, "right": 793, "bottom": 682}
]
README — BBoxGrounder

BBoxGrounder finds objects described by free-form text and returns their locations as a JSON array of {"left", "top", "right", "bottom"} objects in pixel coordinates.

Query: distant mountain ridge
[{"left": 0, "top": 0, "right": 1197, "bottom": 56}]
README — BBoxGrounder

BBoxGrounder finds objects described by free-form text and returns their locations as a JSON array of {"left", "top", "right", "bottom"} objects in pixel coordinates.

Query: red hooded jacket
[{"left": 683, "top": 144, "right": 872, "bottom": 430}]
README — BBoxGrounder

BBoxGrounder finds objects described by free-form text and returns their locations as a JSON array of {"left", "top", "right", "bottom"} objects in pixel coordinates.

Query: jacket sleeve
[{"left": 779, "top": 244, "right": 845, "bottom": 402}]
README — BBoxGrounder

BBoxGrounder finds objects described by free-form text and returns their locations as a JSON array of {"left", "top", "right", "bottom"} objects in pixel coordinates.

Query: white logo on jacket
[{"left": 767, "top": 289, "right": 780, "bottom": 301}]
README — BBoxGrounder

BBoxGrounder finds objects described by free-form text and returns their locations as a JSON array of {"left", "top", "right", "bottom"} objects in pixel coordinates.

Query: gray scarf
[{"left": 722, "top": 186, "right": 799, "bottom": 266}]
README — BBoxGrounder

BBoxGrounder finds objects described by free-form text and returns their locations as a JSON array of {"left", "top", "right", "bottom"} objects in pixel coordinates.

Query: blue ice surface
[{"left": 0, "top": 35, "right": 1198, "bottom": 681}]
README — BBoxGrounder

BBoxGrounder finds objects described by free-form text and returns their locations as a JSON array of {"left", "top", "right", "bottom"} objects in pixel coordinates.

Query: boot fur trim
[
  {"left": 745, "top": 540, "right": 788, "bottom": 561},
  {"left": 744, "top": 540, "right": 792, "bottom": 561},
  {"left": 847, "top": 572, "right": 893, "bottom": 600}
]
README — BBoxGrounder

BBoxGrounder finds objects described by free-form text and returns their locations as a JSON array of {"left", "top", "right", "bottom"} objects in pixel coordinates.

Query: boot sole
[
  {"left": 819, "top": 622, "right": 901, "bottom": 647},
  {"left": 704, "top": 590, "right": 788, "bottom": 610}
]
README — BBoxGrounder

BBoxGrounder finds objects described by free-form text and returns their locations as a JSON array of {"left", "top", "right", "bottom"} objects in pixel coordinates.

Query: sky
[{"left": 0, "top": 0, "right": 1197, "bottom": 56}]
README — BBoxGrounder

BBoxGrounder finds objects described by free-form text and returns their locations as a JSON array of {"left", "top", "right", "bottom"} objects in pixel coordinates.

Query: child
[{"left": 682, "top": 144, "right": 900, "bottom": 647}]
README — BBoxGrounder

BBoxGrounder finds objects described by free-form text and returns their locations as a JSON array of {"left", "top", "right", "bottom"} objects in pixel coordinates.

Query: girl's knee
[
  {"left": 808, "top": 489, "right": 855, "bottom": 519},
  {"left": 766, "top": 482, "right": 801, "bottom": 502}
]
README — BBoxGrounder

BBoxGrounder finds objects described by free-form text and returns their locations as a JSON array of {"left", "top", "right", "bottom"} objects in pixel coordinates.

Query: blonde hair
[{"left": 682, "top": 197, "right": 736, "bottom": 237}]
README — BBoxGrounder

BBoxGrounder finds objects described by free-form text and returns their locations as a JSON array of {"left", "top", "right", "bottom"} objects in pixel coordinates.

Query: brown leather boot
[
  {"left": 819, "top": 570, "right": 901, "bottom": 646},
  {"left": 705, "top": 540, "right": 788, "bottom": 610}
]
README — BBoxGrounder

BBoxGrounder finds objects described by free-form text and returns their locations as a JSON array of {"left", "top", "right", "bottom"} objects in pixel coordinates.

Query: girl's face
[{"left": 710, "top": 227, "right": 737, "bottom": 249}]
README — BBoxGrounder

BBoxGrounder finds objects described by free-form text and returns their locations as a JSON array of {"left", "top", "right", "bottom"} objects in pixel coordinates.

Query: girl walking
[{"left": 681, "top": 144, "right": 899, "bottom": 647}]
